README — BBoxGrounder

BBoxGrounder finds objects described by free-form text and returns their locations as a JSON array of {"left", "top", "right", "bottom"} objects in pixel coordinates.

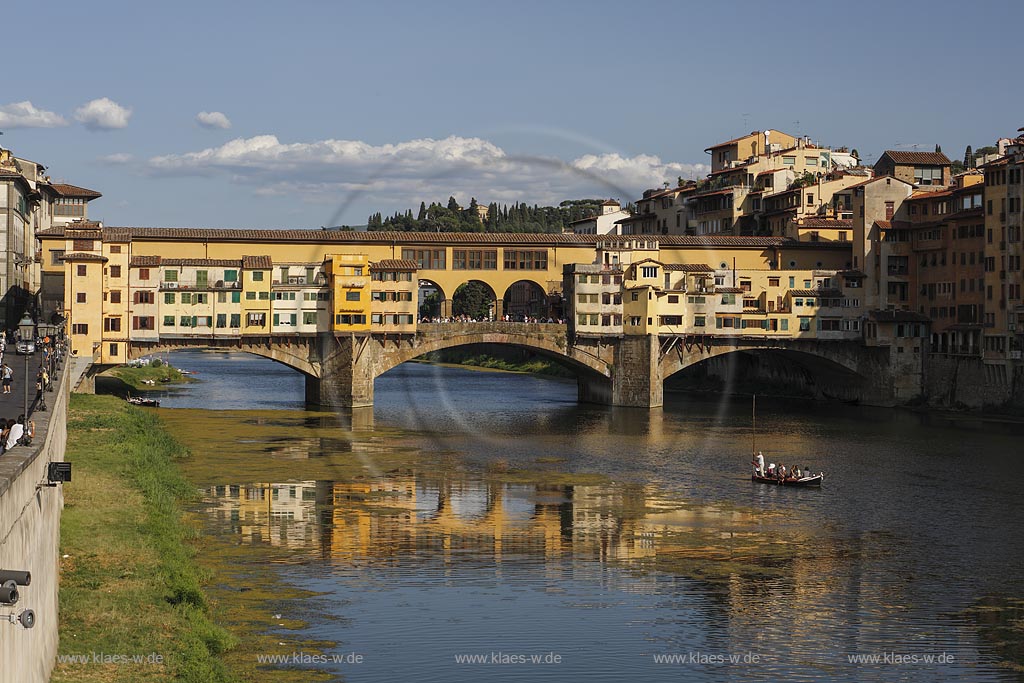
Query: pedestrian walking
[{"left": 1, "top": 363, "right": 12, "bottom": 394}]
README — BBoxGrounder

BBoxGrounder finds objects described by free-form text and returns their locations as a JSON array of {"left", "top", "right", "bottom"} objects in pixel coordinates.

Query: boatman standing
[{"left": 754, "top": 451, "right": 765, "bottom": 476}]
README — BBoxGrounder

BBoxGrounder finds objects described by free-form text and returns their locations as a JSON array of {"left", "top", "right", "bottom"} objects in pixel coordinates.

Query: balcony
[{"left": 160, "top": 280, "right": 242, "bottom": 290}]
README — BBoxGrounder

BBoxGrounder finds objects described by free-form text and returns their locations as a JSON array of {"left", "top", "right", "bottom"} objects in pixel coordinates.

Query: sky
[{"left": 2, "top": 0, "right": 1022, "bottom": 229}]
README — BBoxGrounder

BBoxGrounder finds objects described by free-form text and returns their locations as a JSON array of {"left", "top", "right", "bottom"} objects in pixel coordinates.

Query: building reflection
[{"left": 201, "top": 473, "right": 801, "bottom": 573}]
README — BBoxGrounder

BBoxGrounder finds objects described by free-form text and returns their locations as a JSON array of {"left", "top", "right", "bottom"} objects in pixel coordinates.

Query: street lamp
[{"left": 16, "top": 314, "right": 35, "bottom": 417}]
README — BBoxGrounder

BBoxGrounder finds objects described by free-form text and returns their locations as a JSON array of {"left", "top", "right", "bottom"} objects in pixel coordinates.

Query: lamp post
[{"left": 17, "top": 314, "right": 34, "bottom": 417}]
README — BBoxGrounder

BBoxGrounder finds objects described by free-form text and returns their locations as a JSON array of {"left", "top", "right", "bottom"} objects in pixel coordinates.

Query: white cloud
[
  {"left": 0, "top": 101, "right": 67, "bottom": 128},
  {"left": 195, "top": 111, "right": 232, "bottom": 130},
  {"left": 98, "top": 152, "right": 133, "bottom": 165},
  {"left": 74, "top": 97, "right": 132, "bottom": 130},
  {"left": 147, "top": 134, "right": 708, "bottom": 210}
]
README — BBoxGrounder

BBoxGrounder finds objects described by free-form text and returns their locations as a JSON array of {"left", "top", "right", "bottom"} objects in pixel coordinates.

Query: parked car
[{"left": 15, "top": 339, "right": 35, "bottom": 354}]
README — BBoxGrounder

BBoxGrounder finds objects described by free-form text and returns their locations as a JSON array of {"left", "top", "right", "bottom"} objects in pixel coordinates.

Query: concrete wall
[{"left": 0, "top": 359, "right": 70, "bottom": 683}]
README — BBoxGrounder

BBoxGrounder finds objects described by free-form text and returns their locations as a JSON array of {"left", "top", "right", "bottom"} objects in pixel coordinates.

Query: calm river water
[{"left": 147, "top": 349, "right": 1024, "bottom": 682}]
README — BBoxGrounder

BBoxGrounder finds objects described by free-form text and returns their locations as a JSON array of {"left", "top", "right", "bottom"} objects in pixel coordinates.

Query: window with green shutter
[
  {"left": 232, "top": 291, "right": 241, "bottom": 303},
  {"left": 224, "top": 269, "right": 238, "bottom": 282},
  {"left": 163, "top": 316, "right": 175, "bottom": 327},
  {"left": 164, "top": 292, "right": 175, "bottom": 304}
]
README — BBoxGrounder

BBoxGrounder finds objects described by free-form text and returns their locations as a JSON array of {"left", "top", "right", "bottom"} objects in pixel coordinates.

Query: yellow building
[
  {"left": 241, "top": 255, "right": 273, "bottom": 335},
  {"left": 326, "top": 253, "right": 370, "bottom": 332},
  {"left": 369, "top": 259, "right": 417, "bottom": 331}
]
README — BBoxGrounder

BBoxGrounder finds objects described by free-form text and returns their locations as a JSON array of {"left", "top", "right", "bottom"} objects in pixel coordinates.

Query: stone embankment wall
[
  {"left": 0, "top": 361, "right": 70, "bottom": 683},
  {"left": 923, "top": 355, "right": 1024, "bottom": 410}
]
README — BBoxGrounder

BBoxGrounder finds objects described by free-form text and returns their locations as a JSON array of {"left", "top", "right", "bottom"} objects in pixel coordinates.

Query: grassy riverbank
[
  {"left": 106, "top": 363, "right": 191, "bottom": 391},
  {"left": 54, "top": 395, "right": 233, "bottom": 683},
  {"left": 419, "top": 350, "right": 575, "bottom": 378}
]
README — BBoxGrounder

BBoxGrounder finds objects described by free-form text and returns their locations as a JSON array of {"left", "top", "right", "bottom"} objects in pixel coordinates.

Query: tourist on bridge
[{"left": 1, "top": 363, "right": 11, "bottom": 394}]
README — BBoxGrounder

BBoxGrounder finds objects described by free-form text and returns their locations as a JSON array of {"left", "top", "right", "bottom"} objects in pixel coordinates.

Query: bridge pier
[
  {"left": 611, "top": 334, "right": 664, "bottom": 408},
  {"left": 307, "top": 334, "right": 378, "bottom": 409}
]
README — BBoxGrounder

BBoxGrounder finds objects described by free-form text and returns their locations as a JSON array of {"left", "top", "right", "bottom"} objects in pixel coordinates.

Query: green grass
[
  {"left": 54, "top": 395, "right": 235, "bottom": 683},
  {"left": 107, "top": 364, "right": 192, "bottom": 391},
  {"left": 420, "top": 353, "right": 575, "bottom": 378}
]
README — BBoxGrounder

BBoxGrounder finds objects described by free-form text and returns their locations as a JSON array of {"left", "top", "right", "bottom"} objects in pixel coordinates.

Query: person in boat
[
  {"left": 792, "top": 465, "right": 802, "bottom": 479},
  {"left": 766, "top": 463, "right": 775, "bottom": 477},
  {"left": 777, "top": 464, "right": 786, "bottom": 481},
  {"left": 754, "top": 451, "right": 765, "bottom": 476}
]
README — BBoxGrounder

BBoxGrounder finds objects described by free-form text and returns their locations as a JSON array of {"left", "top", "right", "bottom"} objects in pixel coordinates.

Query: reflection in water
[{"left": 156, "top": 350, "right": 1024, "bottom": 682}]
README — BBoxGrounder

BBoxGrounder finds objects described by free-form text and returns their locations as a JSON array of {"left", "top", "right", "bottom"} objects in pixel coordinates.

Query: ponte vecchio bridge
[{"left": 38, "top": 225, "right": 920, "bottom": 408}]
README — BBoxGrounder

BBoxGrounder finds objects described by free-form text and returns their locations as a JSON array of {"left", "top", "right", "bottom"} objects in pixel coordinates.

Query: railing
[{"left": 160, "top": 280, "right": 242, "bottom": 290}]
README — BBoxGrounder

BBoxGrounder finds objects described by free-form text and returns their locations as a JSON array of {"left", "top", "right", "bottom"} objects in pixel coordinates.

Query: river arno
[{"left": 148, "top": 349, "right": 1024, "bottom": 682}]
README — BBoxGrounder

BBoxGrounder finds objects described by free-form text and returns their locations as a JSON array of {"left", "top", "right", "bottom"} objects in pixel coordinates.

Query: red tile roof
[
  {"left": 874, "top": 220, "right": 892, "bottom": 229},
  {"left": 909, "top": 189, "right": 954, "bottom": 200},
  {"left": 877, "top": 150, "right": 951, "bottom": 166},
  {"left": 716, "top": 287, "right": 744, "bottom": 293},
  {"left": 46, "top": 183, "right": 102, "bottom": 199},
  {"left": 789, "top": 288, "right": 843, "bottom": 297},
  {"left": 798, "top": 218, "right": 852, "bottom": 228},
  {"left": 370, "top": 259, "right": 418, "bottom": 271},
  {"left": 35, "top": 226, "right": 841, "bottom": 250},
  {"left": 129, "top": 257, "right": 243, "bottom": 268},
  {"left": 61, "top": 252, "right": 108, "bottom": 262},
  {"left": 242, "top": 255, "right": 273, "bottom": 269},
  {"left": 664, "top": 263, "right": 714, "bottom": 272}
]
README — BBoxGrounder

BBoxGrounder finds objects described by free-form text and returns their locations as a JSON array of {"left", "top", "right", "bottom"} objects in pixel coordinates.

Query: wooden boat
[
  {"left": 751, "top": 472, "right": 823, "bottom": 487},
  {"left": 748, "top": 394, "right": 824, "bottom": 487},
  {"left": 127, "top": 396, "right": 160, "bottom": 407}
]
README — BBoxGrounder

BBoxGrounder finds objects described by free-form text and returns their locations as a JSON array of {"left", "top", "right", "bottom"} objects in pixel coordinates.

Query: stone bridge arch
[
  {"left": 378, "top": 326, "right": 612, "bottom": 379},
  {"left": 311, "top": 323, "right": 614, "bottom": 408},
  {"left": 127, "top": 338, "right": 321, "bottom": 377},
  {"left": 658, "top": 337, "right": 892, "bottom": 403}
]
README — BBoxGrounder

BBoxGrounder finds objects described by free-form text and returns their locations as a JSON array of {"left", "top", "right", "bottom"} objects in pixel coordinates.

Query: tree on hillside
[
  {"left": 417, "top": 201, "right": 427, "bottom": 221},
  {"left": 447, "top": 196, "right": 460, "bottom": 212},
  {"left": 965, "top": 145, "right": 974, "bottom": 169},
  {"left": 935, "top": 144, "right": 942, "bottom": 154}
]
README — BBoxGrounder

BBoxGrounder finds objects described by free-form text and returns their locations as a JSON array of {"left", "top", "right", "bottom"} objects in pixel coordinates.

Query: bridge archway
[
  {"left": 371, "top": 325, "right": 612, "bottom": 382},
  {"left": 127, "top": 339, "right": 320, "bottom": 378},
  {"left": 417, "top": 279, "right": 446, "bottom": 320},
  {"left": 661, "top": 342, "right": 873, "bottom": 402},
  {"left": 503, "top": 280, "right": 548, "bottom": 320},
  {"left": 452, "top": 280, "right": 498, "bottom": 320}
]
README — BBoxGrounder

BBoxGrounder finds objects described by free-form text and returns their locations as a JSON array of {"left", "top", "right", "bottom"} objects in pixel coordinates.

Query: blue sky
[{"left": 2, "top": 0, "right": 1021, "bottom": 228}]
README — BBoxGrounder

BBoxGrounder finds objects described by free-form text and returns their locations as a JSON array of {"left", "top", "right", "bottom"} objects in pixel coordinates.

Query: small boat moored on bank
[{"left": 127, "top": 396, "right": 160, "bottom": 407}]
